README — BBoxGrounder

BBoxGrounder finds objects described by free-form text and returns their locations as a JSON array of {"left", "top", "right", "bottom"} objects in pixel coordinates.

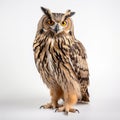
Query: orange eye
[
  {"left": 47, "top": 19, "right": 54, "bottom": 25},
  {"left": 61, "top": 21, "right": 67, "bottom": 26}
]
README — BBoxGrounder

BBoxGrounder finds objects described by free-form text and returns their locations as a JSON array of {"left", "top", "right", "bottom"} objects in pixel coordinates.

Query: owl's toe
[
  {"left": 55, "top": 106, "right": 79, "bottom": 115},
  {"left": 69, "top": 108, "right": 79, "bottom": 113},
  {"left": 40, "top": 103, "right": 58, "bottom": 109}
]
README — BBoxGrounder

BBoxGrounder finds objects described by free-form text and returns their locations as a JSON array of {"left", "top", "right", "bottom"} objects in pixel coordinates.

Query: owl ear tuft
[
  {"left": 69, "top": 12, "right": 75, "bottom": 17},
  {"left": 62, "top": 10, "right": 75, "bottom": 21},
  {"left": 66, "top": 10, "right": 75, "bottom": 17},
  {"left": 41, "top": 7, "right": 52, "bottom": 18}
]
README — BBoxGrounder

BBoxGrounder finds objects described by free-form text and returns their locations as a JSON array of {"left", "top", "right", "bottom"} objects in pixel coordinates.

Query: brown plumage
[{"left": 33, "top": 7, "right": 89, "bottom": 114}]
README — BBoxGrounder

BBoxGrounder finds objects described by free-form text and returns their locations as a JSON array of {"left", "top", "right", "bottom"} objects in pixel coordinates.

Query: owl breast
[
  {"left": 34, "top": 34, "right": 81, "bottom": 97},
  {"left": 47, "top": 51, "right": 54, "bottom": 73},
  {"left": 36, "top": 36, "right": 63, "bottom": 88},
  {"left": 46, "top": 48, "right": 58, "bottom": 81}
]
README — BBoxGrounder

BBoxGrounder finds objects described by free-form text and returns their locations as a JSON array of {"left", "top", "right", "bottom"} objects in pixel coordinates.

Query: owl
[{"left": 33, "top": 7, "right": 89, "bottom": 115}]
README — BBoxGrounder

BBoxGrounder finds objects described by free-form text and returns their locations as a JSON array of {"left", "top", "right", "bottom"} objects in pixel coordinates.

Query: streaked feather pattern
[{"left": 33, "top": 7, "right": 89, "bottom": 114}]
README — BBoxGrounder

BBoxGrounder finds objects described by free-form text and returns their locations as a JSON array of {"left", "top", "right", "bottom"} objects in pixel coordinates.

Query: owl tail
[{"left": 78, "top": 84, "right": 90, "bottom": 103}]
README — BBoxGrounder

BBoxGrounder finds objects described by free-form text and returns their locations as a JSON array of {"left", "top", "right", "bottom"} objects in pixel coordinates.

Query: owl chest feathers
[
  {"left": 46, "top": 38, "right": 55, "bottom": 73},
  {"left": 34, "top": 33, "right": 79, "bottom": 87},
  {"left": 34, "top": 34, "right": 83, "bottom": 96},
  {"left": 45, "top": 36, "right": 68, "bottom": 73}
]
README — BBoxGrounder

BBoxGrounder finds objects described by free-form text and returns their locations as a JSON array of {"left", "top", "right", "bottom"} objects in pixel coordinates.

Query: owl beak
[{"left": 54, "top": 24, "right": 59, "bottom": 33}]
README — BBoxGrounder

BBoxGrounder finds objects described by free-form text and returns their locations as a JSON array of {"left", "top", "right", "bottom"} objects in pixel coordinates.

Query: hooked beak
[{"left": 54, "top": 24, "right": 59, "bottom": 33}]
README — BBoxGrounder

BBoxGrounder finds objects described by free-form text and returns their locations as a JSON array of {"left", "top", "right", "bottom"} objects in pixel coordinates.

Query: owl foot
[
  {"left": 40, "top": 103, "right": 53, "bottom": 109},
  {"left": 55, "top": 106, "right": 79, "bottom": 115},
  {"left": 40, "top": 103, "right": 61, "bottom": 109}
]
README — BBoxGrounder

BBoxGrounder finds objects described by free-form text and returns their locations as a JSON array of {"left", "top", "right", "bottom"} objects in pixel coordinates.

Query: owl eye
[
  {"left": 61, "top": 21, "right": 67, "bottom": 26},
  {"left": 47, "top": 19, "right": 54, "bottom": 25}
]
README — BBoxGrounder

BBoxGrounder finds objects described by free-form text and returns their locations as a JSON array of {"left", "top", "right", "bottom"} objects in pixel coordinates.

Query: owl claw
[
  {"left": 55, "top": 106, "right": 79, "bottom": 114},
  {"left": 69, "top": 108, "right": 79, "bottom": 113},
  {"left": 40, "top": 105, "right": 44, "bottom": 109},
  {"left": 64, "top": 111, "right": 68, "bottom": 115},
  {"left": 55, "top": 107, "right": 65, "bottom": 112},
  {"left": 40, "top": 102, "right": 61, "bottom": 109},
  {"left": 40, "top": 103, "right": 54, "bottom": 109},
  {"left": 55, "top": 109, "right": 58, "bottom": 112},
  {"left": 75, "top": 109, "right": 79, "bottom": 113}
]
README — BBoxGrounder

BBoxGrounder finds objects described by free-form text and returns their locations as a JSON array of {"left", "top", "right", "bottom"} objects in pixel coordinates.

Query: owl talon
[
  {"left": 68, "top": 108, "right": 79, "bottom": 113},
  {"left": 40, "top": 105, "right": 44, "bottom": 109},
  {"left": 40, "top": 102, "right": 61, "bottom": 109},
  {"left": 55, "top": 108, "right": 64, "bottom": 112},
  {"left": 55, "top": 109, "right": 58, "bottom": 112},
  {"left": 40, "top": 103, "right": 55, "bottom": 109},
  {"left": 55, "top": 106, "right": 79, "bottom": 114},
  {"left": 64, "top": 111, "right": 68, "bottom": 115},
  {"left": 75, "top": 109, "right": 79, "bottom": 113}
]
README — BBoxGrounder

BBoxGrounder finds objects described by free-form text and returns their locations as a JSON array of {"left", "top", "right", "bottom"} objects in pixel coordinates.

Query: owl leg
[
  {"left": 40, "top": 87, "right": 63, "bottom": 109},
  {"left": 55, "top": 91, "right": 79, "bottom": 114}
]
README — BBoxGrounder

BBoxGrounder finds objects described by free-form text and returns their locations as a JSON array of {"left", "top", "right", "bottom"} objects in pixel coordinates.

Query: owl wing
[{"left": 69, "top": 40, "right": 89, "bottom": 84}]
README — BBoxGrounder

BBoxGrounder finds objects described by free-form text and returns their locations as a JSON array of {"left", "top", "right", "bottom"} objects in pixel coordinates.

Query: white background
[{"left": 0, "top": 0, "right": 120, "bottom": 120}]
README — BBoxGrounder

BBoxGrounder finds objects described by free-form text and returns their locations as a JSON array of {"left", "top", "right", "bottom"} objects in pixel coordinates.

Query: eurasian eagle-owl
[{"left": 33, "top": 7, "right": 89, "bottom": 114}]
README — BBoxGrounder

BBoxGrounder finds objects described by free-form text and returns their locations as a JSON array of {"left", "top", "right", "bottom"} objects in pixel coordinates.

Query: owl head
[{"left": 38, "top": 7, "right": 75, "bottom": 35}]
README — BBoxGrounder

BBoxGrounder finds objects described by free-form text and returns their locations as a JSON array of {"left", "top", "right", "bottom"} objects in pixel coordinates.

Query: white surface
[
  {"left": 0, "top": 0, "right": 120, "bottom": 120},
  {"left": 0, "top": 96, "right": 120, "bottom": 120}
]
